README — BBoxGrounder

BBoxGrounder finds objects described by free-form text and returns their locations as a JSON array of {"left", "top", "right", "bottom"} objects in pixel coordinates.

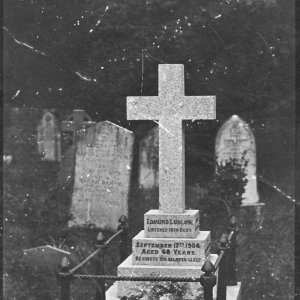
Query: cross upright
[{"left": 127, "top": 64, "right": 216, "bottom": 213}]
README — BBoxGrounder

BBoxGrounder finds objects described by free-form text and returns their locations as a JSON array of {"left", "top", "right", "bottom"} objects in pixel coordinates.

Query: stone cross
[
  {"left": 127, "top": 64, "right": 216, "bottom": 213},
  {"left": 61, "top": 109, "right": 95, "bottom": 144}
]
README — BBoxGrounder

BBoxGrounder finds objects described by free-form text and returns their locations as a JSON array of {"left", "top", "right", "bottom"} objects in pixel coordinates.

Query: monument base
[
  {"left": 132, "top": 230, "right": 211, "bottom": 266},
  {"left": 106, "top": 279, "right": 242, "bottom": 300},
  {"left": 144, "top": 209, "right": 199, "bottom": 238},
  {"left": 241, "top": 202, "right": 265, "bottom": 207},
  {"left": 116, "top": 254, "right": 218, "bottom": 299}
]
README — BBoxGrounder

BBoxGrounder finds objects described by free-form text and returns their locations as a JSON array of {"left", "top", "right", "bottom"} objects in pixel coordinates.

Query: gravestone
[
  {"left": 37, "top": 111, "right": 61, "bottom": 161},
  {"left": 139, "top": 126, "right": 159, "bottom": 189},
  {"left": 68, "top": 121, "right": 134, "bottom": 231},
  {"left": 57, "top": 109, "right": 95, "bottom": 187},
  {"left": 215, "top": 115, "right": 259, "bottom": 205},
  {"left": 23, "top": 245, "right": 71, "bottom": 274},
  {"left": 61, "top": 109, "right": 96, "bottom": 144},
  {"left": 110, "top": 64, "right": 222, "bottom": 299}
]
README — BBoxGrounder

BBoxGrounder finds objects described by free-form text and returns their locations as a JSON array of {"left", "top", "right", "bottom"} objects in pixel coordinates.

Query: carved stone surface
[
  {"left": 68, "top": 121, "right": 134, "bottom": 230},
  {"left": 215, "top": 115, "right": 259, "bottom": 205},
  {"left": 144, "top": 209, "right": 199, "bottom": 238},
  {"left": 127, "top": 64, "right": 216, "bottom": 213},
  {"left": 132, "top": 230, "right": 211, "bottom": 266}
]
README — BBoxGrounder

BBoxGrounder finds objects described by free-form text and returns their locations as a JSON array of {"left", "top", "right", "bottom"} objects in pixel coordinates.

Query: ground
[{"left": 3, "top": 169, "right": 294, "bottom": 299}]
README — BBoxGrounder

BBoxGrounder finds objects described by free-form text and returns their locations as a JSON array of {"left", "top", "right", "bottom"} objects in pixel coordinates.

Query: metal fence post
[
  {"left": 227, "top": 216, "right": 238, "bottom": 285},
  {"left": 96, "top": 232, "right": 106, "bottom": 300},
  {"left": 217, "top": 233, "right": 229, "bottom": 300},
  {"left": 118, "top": 215, "right": 129, "bottom": 262},
  {"left": 200, "top": 259, "right": 217, "bottom": 300},
  {"left": 59, "top": 256, "right": 71, "bottom": 300}
]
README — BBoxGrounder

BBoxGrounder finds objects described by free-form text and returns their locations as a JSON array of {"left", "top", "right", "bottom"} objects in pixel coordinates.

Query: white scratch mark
[
  {"left": 12, "top": 90, "right": 20, "bottom": 100},
  {"left": 75, "top": 71, "right": 97, "bottom": 83},
  {"left": 139, "top": 112, "right": 174, "bottom": 136},
  {"left": 4, "top": 27, "right": 47, "bottom": 56}
]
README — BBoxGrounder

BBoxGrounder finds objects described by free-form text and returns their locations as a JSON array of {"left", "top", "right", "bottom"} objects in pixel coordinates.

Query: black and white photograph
[{"left": 3, "top": 0, "right": 296, "bottom": 299}]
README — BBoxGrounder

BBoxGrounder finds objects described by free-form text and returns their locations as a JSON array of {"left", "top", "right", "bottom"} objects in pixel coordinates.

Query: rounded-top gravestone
[{"left": 215, "top": 115, "right": 259, "bottom": 205}]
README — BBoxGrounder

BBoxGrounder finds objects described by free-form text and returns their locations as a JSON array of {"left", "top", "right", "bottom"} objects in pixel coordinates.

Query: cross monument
[{"left": 127, "top": 64, "right": 216, "bottom": 213}]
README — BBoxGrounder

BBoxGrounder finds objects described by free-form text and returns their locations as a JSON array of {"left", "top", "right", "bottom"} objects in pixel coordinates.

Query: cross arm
[
  {"left": 127, "top": 96, "right": 161, "bottom": 120},
  {"left": 179, "top": 96, "right": 216, "bottom": 120}
]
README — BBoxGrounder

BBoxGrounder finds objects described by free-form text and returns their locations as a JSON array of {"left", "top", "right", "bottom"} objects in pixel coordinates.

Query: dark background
[{"left": 3, "top": 0, "right": 295, "bottom": 299}]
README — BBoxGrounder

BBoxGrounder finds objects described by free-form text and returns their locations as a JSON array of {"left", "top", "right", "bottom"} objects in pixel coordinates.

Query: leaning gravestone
[
  {"left": 107, "top": 64, "right": 227, "bottom": 299},
  {"left": 37, "top": 111, "right": 61, "bottom": 161},
  {"left": 68, "top": 121, "right": 134, "bottom": 231},
  {"left": 215, "top": 115, "right": 259, "bottom": 205}
]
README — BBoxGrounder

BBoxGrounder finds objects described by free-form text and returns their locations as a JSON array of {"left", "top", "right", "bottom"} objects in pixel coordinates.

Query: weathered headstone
[
  {"left": 61, "top": 109, "right": 96, "bottom": 144},
  {"left": 57, "top": 109, "right": 95, "bottom": 187},
  {"left": 68, "top": 121, "right": 134, "bottom": 231},
  {"left": 23, "top": 245, "right": 71, "bottom": 274},
  {"left": 111, "top": 64, "right": 221, "bottom": 299},
  {"left": 37, "top": 111, "right": 61, "bottom": 161},
  {"left": 215, "top": 115, "right": 259, "bottom": 205},
  {"left": 139, "top": 126, "right": 159, "bottom": 189}
]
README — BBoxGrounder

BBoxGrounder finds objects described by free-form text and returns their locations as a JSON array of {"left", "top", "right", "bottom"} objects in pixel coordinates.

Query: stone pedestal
[
  {"left": 117, "top": 253, "right": 218, "bottom": 299},
  {"left": 144, "top": 209, "right": 199, "bottom": 238},
  {"left": 106, "top": 64, "right": 241, "bottom": 299},
  {"left": 113, "top": 209, "right": 214, "bottom": 299}
]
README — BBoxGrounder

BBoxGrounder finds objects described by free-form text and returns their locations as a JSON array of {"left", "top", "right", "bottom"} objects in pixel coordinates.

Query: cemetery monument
[
  {"left": 111, "top": 64, "right": 221, "bottom": 298},
  {"left": 37, "top": 111, "right": 61, "bottom": 162},
  {"left": 68, "top": 121, "right": 134, "bottom": 231},
  {"left": 57, "top": 109, "right": 95, "bottom": 187},
  {"left": 215, "top": 115, "right": 259, "bottom": 206}
]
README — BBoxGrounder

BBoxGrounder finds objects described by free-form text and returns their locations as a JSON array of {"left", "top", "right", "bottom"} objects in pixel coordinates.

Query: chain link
[{"left": 71, "top": 274, "right": 201, "bottom": 282}]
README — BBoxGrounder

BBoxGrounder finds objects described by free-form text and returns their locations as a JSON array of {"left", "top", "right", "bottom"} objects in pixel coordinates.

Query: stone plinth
[
  {"left": 117, "top": 254, "right": 218, "bottom": 299},
  {"left": 132, "top": 230, "right": 210, "bottom": 266},
  {"left": 144, "top": 209, "right": 199, "bottom": 238}
]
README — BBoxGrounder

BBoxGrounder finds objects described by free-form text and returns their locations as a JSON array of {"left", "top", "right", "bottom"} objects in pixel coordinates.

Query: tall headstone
[
  {"left": 68, "top": 121, "right": 134, "bottom": 231},
  {"left": 111, "top": 64, "right": 220, "bottom": 299},
  {"left": 215, "top": 115, "right": 259, "bottom": 205},
  {"left": 37, "top": 111, "right": 61, "bottom": 161},
  {"left": 57, "top": 109, "right": 95, "bottom": 187},
  {"left": 139, "top": 126, "right": 159, "bottom": 189}
]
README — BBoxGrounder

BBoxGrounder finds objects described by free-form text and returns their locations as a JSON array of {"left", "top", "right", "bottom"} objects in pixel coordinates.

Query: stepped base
[
  {"left": 132, "top": 230, "right": 211, "bottom": 266},
  {"left": 144, "top": 209, "right": 199, "bottom": 238},
  {"left": 116, "top": 254, "right": 218, "bottom": 299},
  {"left": 106, "top": 279, "right": 241, "bottom": 300}
]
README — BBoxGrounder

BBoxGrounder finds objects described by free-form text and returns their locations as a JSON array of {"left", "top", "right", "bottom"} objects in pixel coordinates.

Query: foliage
[
  {"left": 2, "top": 0, "right": 294, "bottom": 299},
  {"left": 123, "top": 281, "right": 203, "bottom": 300},
  {"left": 206, "top": 155, "right": 248, "bottom": 215}
]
